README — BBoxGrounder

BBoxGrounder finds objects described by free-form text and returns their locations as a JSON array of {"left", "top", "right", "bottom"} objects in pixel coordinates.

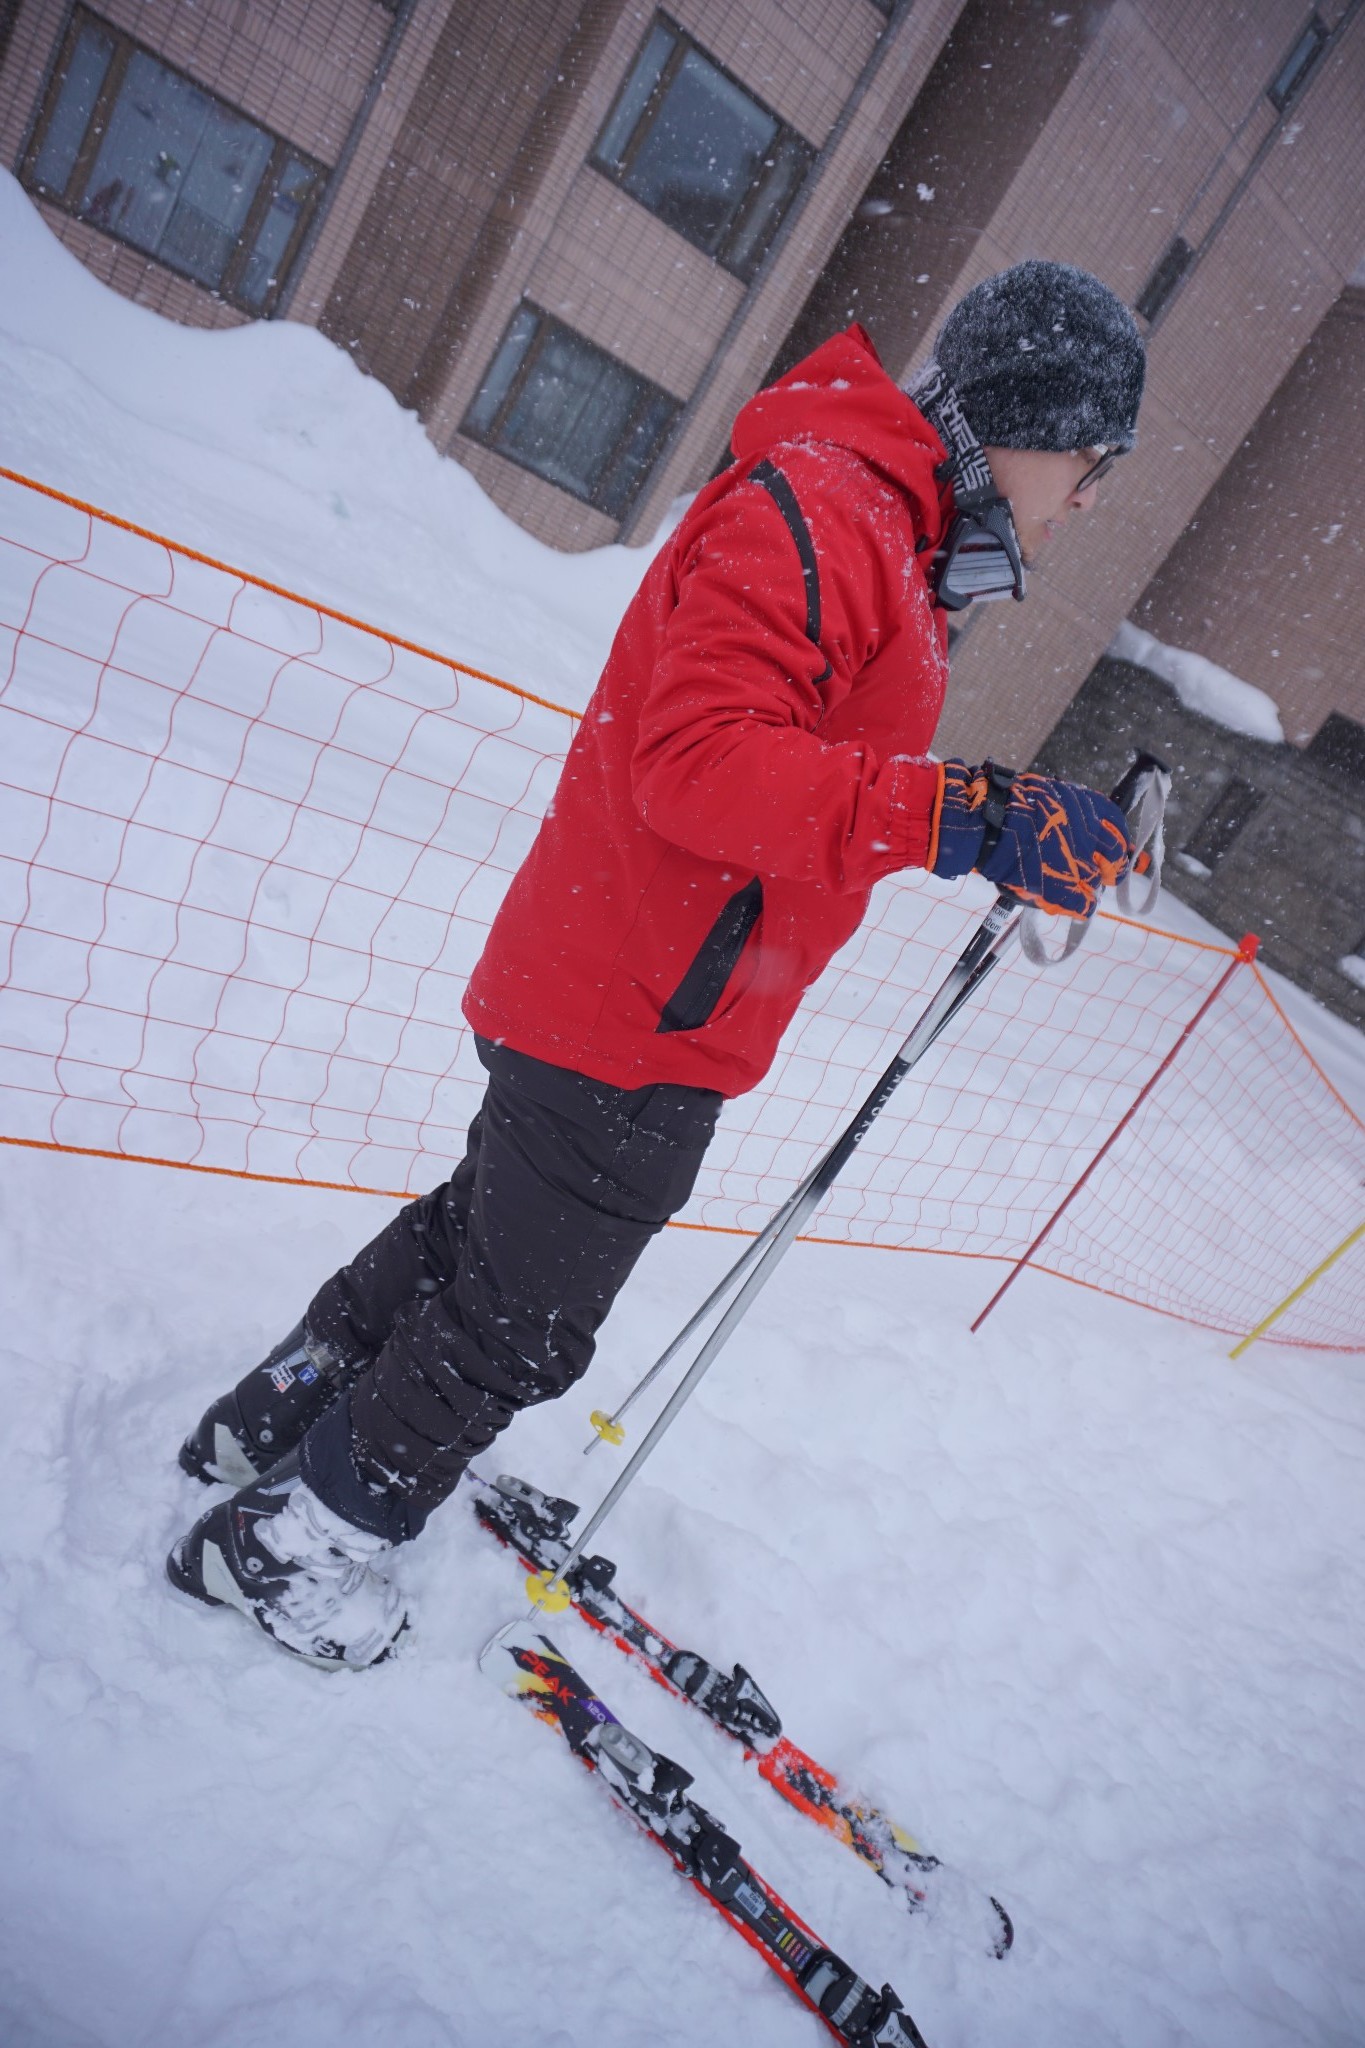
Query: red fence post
[{"left": 969, "top": 932, "right": 1261, "bottom": 1334}]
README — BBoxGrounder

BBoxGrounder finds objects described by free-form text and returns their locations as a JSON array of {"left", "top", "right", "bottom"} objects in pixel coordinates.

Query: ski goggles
[
  {"left": 1075, "top": 446, "right": 1123, "bottom": 493},
  {"left": 932, "top": 497, "right": 1025, "bottom": 608}
]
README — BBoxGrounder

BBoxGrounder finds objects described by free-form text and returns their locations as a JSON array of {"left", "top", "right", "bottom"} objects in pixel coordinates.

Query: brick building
[{"left": 2, "top": 0, "right": 1363, "bottom": 1014}]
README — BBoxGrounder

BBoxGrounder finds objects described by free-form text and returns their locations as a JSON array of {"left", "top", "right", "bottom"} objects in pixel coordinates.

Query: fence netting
[{"left": 2, "top": 469, "right": 1362, "bottom": 1351}]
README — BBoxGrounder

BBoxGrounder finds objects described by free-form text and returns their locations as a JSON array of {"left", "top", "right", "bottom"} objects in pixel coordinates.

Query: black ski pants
[{"left": 299, "top": 1037, "right": 722, "bottom": 1541}]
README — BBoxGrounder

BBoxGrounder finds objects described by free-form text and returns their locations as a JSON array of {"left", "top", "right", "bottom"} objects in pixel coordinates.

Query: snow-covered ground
[{"left": 3, "top": 177, "right": 1365, "bottom": 2048}]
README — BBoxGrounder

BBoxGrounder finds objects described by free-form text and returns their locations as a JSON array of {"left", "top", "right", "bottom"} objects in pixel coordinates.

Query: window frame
[
  {"left": 1135, "top": 234, "right": 1195, "bottom": 326},
  {"left": 460, "top": 302, "right": 681, "bottom": 521},
  {"left": 20, "top": 5, "right": 327, "bottom": 318},
  {"left": 1267, "top": 13, "right": 1328, "bottom": 111},
  {"left": 590, "top": 14, "right": 814, "bottom": 282}
]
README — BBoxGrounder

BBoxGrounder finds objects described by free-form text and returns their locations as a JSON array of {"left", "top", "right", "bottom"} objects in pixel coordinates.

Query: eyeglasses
[{"left": 1075, "top": 446, "right": 1123, "bottom": 493}]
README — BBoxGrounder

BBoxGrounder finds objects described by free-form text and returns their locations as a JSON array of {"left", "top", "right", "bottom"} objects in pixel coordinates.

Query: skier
[{"left": 168, "top": 260, "right": 1145, "bottom": 1668}]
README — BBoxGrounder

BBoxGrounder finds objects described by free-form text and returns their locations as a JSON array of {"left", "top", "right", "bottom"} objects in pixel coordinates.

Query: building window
[
  {"left": 21, "top": 8, "right": 325, "bottom": 316},
  {"left": 1268, "top": 15, "right": 1328, "bottom": 110},
  {"left": 591, "top": 17, "right": 813, "bottom": 282},
  {"left": 1175, "top": 779, "right": 1265, "bottom": 879},
  {"left": 1136, "top": 235, "right": 1195, "bottom": 325},
  {"left": 462, "top": 305, "right": 680, "bottom": 519}
]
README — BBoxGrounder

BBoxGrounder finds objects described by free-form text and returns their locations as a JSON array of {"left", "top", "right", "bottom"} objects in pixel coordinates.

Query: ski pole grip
[
  {"left": 1112, "top": 748, "right": 1170, "bottom": 917},
  {"left": 1017, "top": 749, "right": 1171, "bottom": 969},
  {"left": 1109, "top": 748, "right": 1169, "bottom": 818}
]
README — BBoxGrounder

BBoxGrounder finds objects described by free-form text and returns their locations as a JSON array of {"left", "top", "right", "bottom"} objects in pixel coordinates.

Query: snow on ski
[
  {"left": 480, "top": 1616, "right": 931, "bottom": 2048},
  {"left": 470, "top": 1471, "right": 1012, "bottom": 1957}
]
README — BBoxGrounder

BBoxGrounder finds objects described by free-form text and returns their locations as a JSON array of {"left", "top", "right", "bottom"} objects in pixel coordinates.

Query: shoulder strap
[{"left": 747, "top": 458, "right": 832, "bottom": 686}]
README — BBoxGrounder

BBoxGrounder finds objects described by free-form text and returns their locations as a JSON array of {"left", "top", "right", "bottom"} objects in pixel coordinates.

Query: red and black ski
[
  {"left": 469, "top": 1471, "right": 1011, "bottom": 1957},
  {"left": 480, "top": 1617, "right": 931, "bottom": 2048}
]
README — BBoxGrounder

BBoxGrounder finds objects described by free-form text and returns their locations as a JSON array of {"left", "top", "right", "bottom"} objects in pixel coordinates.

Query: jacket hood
[{"left": 731, "top": 325, "right": 948, "bottom": 540}]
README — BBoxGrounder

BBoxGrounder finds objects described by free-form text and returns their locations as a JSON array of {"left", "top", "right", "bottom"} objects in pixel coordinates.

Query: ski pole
[
  {"left": 537, "top": 892, "right": 1025, "bottom": 1607},
  {"left": 530, "top": 753, "right": 1168, "bottom": 1610},
  {"left": 583, "top": 1182, "right": 805, "bottom": 1451},
  {"left": 583, "top": 748, "right": 1170, "bottom": 1458},
  {"left": 581, "top": 897, "right": 1019, "bottom": 1458}
]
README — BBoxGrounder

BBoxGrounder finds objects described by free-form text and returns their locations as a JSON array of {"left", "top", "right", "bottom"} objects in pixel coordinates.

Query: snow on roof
[{"left": 1107, "top": 620, "right": 1286, "bottom": 743}]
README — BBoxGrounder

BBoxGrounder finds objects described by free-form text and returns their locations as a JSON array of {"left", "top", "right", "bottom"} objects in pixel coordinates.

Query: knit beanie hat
[{"left": 935, "top": 260, "right": 1145, "bottom": 452}]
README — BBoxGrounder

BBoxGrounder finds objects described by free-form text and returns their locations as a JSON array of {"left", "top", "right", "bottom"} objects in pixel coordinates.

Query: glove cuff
[
  {"left": 924, "top": 761, "right": 949, "bottom": 872},
  {"left": 929, "top": 760, "right": 1017, "bottom": 880},
  {"left": 929, "top": 761, "right": 982, "bottom": 879}
]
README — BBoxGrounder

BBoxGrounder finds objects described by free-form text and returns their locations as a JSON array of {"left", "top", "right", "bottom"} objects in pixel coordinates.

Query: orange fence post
[{"left": 969, "top": 933, "right": 1261, "bottom": 1334}]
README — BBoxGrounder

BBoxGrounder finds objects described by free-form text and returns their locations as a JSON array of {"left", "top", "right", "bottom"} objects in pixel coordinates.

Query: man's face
[{"left": 981, "top": 446, "right": 1110, "bottom": 566}]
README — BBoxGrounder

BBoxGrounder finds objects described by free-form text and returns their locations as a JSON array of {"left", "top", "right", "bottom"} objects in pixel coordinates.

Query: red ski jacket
[{"left": 464, "top": 326, "right": 953, "bottom": 1097}]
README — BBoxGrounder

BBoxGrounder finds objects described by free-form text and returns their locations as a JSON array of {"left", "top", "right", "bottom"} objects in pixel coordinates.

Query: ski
[
  {"left": 481, "top": 1617, "right": 931, "bottom": 2048},
  {"left": 470, "top": 1472, "right": 1012, "bottom": 1956}
]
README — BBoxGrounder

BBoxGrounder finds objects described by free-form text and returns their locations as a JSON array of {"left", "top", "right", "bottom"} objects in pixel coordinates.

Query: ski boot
[
  {"left": 167, "top": 1451, "right": 407, "bottom": 1670},
  {"left": 179, "top": 1321, "right": 359, "bottom": 1488}
]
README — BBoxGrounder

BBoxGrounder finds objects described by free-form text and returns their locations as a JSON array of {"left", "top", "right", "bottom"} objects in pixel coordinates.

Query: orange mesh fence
[{"left": 2, "top": 469, "right": 1362, "bottom": 1352}]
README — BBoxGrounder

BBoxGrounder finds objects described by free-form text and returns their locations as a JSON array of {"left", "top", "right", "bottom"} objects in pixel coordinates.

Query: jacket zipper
[{"left": 657, "top": 878, "right": 764, "bottom": 1034}]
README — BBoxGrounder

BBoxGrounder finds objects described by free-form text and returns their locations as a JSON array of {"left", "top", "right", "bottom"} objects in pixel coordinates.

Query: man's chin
[{"left": 1019, "top": 525, "right": 1056, "bottom": 568}]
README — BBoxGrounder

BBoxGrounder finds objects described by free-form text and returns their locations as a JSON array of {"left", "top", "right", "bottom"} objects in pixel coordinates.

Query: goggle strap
[{"left": 908, "top": 361, "right": 1027, "bottom": 609}]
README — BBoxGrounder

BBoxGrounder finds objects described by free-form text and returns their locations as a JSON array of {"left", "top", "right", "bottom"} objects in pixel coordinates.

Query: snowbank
[
  {"left": 1107, "top": 621, "right": 1285, "bottom": 743},
  {"left": 0, "top": 171, "right": 653, "bottom": 711}
]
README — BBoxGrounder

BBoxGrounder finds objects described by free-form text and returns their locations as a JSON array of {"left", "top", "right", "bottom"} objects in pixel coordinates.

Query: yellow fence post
[{"left": 1229, "top": 1218, "right": 1365, "bottom": 1359}]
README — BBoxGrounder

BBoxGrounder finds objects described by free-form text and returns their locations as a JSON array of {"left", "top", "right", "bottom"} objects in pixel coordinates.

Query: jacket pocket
[{"left": 656, "top": 878, "right": 764, "bottom": 1034}]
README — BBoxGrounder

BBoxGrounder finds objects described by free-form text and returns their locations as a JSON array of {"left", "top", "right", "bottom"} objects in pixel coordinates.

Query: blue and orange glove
[{"left": 929, "top": 761, "right": 1132, "bottom": 918}]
